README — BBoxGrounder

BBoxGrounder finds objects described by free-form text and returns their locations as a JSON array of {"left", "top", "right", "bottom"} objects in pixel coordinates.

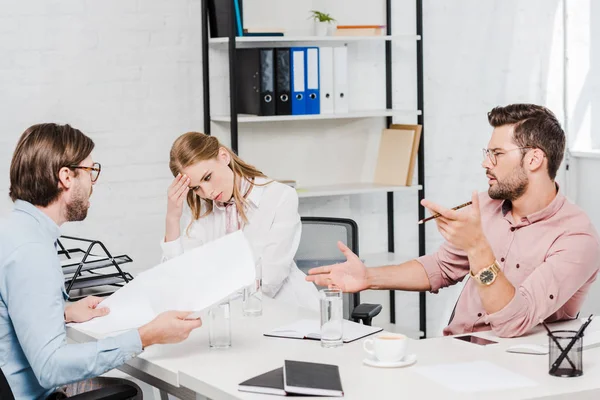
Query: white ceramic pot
[{"left": 313, "top": 21, "right": 329, "bottom": 36}]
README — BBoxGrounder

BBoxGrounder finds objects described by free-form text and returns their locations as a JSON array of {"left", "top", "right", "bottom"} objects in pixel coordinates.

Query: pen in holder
[
  {"left": 547, "top": 330, "right": 583, "bottom": 377},
  {"left": 547, "top": 314, "right": 593, "bottom": 377}
]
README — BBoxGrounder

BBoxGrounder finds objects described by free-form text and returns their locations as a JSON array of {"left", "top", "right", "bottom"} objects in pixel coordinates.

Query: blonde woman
[{"left": 161, "top": 132, "right": 319, "bottom": 310}]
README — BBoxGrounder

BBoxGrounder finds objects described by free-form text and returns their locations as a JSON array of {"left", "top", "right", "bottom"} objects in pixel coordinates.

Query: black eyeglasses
[
  {"left": 482, "top": 147, "right": 533, "bottom": 167},
  {"left": 69, "top": 162, "right": 101, "bottom": 182}
]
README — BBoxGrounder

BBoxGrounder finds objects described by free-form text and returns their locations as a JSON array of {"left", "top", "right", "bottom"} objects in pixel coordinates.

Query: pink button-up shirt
[{"left": 418, "top": 190, "right": 600, "bottom": 338}]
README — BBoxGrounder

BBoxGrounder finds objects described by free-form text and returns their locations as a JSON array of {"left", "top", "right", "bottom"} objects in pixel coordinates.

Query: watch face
[{"left": 480, "top": 270, "right": 495, "bottom": 284}]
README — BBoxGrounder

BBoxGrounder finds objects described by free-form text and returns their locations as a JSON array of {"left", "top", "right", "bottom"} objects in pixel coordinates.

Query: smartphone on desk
[{"left": 454, "top": 335, "right": 498, "bottom": 346}]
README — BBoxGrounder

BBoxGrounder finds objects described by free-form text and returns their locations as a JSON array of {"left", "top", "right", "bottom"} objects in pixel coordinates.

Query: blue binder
[
  {"left": 305, "top": 47, "right": 320, "bottom": 114},
  {"left": 233, "top": 0, "right": 243, "bottom": 36},
  {"left": 291, "top": 47, "right": 307, "bottom": 115}
]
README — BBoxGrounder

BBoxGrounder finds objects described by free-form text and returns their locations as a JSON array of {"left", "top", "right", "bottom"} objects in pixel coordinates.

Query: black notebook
[
  {"left": 283, "top": 360, "right": 344, "bottom": 397},
  {"left": 238, "top": 367, "right": 286, "bottom": 396}
]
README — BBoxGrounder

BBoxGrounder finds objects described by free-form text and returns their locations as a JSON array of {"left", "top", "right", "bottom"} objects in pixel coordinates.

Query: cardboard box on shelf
[{"left": 374, "top": 124, "right": 422, "bottom": 186}]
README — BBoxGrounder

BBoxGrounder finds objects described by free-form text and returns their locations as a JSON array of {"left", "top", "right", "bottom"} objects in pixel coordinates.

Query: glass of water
[
  {"left": 209, "top": 300, "right": 231, "bottom": 349},
  {"left": 320, "top": 288, "right": 343, "bottom": 348},
  {"left": 243, "top": 261, "right": 262, "bottom": 317}
]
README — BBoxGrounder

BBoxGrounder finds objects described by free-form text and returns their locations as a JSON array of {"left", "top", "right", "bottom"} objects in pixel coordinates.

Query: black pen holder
[{"left": 548, "top": 330, "right": 583, "bottom": 377}]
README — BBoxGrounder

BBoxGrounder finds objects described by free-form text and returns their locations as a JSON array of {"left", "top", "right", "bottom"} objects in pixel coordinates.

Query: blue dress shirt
[{"left": 0, "top": 201, "right": 142, "bottom": 399}]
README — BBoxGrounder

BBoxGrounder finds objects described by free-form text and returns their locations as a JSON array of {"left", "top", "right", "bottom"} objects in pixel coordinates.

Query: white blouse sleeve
[
  {"left": 160, "top": 207, "right": 205, "bottom": 262},
  {"left": 260, "top": 187, "right": 301, "bottom": 297}
]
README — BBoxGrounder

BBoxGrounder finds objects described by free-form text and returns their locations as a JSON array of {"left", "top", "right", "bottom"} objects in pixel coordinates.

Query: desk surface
[{"left": 69, "top": 300, "right": 600, "bottom": 400}]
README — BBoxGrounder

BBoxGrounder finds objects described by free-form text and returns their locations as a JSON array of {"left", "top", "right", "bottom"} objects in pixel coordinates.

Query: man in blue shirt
[{"left": 0, "top": 123, "right": 203, "bottom": 399}]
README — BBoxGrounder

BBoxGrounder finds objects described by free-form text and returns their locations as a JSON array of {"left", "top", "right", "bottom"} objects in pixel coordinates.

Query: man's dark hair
[
  {"left": 9, "top": 123, "right": 94, "bottom": 206},
  {"left": 488, "top": 104, "right": 565, "bottom": 180}
]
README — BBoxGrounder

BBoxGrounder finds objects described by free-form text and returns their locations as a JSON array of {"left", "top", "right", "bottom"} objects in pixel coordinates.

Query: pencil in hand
[{"left": 418, "top": 201, "right": 473, "bottom": 224}]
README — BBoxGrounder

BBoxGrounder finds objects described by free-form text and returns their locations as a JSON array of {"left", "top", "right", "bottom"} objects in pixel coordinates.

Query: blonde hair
[{"left": 169, "top": 132, "right": 268, "bottom": 231}]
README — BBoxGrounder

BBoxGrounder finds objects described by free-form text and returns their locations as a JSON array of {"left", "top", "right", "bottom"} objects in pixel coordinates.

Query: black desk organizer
[{"left": 57, "top": 235, "right": 133, "bottom": 301}]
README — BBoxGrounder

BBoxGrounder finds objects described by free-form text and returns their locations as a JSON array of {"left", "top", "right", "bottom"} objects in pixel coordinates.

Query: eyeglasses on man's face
[
  {"left": 482, "top": 147, "right": 533, "bottom": 167},
  {"left": 69, "top": 162, "right": 101, "bottom": 183}
]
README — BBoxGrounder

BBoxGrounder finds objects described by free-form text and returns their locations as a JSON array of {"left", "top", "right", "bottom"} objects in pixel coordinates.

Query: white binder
[
  {"left": 333, "top": 46, "right": 348, "bottom": 114},
  {"left": 319, "top": 47, "right": 334, "bottom": 114}
]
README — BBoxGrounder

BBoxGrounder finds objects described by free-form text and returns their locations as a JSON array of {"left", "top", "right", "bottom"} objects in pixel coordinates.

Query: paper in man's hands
[{"left": 71, "top": 231, "right": 255, "bottom": 334}]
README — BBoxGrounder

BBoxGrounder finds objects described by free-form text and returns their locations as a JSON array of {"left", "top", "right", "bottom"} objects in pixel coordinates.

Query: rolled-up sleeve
[
  {"left": 160, "top": 212, "right": 205, "bottom": 262},
  {"left": 485, "top": 232, "right": 600, "bottom": 338},
  {"left": 417, "top": 240, "right": 470, "bottom": 293},
  {"left": 160, "top": 237, "right": 185, "bottom": 261},
  {"left": 4, "top": 243, "right": 143, "bottom": 389},
  {"left": 259, "top": 188, "right": 299, "bottom": 297}
]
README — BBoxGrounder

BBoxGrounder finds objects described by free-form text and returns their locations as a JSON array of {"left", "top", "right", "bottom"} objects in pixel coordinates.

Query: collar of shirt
[
  {"left": 213, "top": 177, "right": 268, "bottom": 212},
  {"left": 13, "top": 200, "right": 61, "bottom": 243},
  {"left": 501, "top": 183, "right": 565, "bottom": 227}
]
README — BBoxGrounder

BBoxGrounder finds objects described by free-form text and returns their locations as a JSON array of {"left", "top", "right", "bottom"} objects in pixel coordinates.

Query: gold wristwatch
[{"left": 470, "top": 260, "right": 501, "bottom": 285}]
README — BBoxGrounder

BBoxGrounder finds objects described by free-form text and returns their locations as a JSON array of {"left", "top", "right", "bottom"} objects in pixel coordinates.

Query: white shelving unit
[
  {"left": 201, "top": 0, "right": 426, "bottom": 336},
  {"left": 209, "top": 34, "right": 421, "bottom": 47},
  {"left": 212, "top": 109, "right": 421, "bottom": 123},
  {"left": 297, "top": 183, "right": 421, "bottom": 199}
]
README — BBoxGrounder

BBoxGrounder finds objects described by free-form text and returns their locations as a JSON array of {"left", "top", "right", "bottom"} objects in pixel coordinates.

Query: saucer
[{"left": 362, "top": 353, "right": 417, "bottom": 368}]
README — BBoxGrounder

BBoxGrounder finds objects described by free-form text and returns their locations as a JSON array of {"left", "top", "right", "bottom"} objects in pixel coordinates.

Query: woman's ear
[
  {"left": 57, "top": 166, "right": 74, "bottom": 190},
  {"left": 218, "top": 147, "right": 232, "bottom": 166}
]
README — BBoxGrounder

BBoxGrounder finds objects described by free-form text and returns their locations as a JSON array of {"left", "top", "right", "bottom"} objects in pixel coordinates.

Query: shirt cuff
[
  {"left": 484, "top": 289, "right": 527, "bottom": 330},
  {"left": 160, "top": 237, "right": 184, "bottom": 261},
  {"left": 416, "top": 254, "right": 444, "bottom": 293},
  {"left": 113, "top": 329, "right": 143, "bottom": 363}
]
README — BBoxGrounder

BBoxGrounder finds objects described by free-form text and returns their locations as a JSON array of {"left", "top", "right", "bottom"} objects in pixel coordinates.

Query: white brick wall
[
  {"left": 0, "top": 0, "right": 568, "bottom": 337},
  {"left": 0, "top": 0, "right": 203, "bottom": 282}
]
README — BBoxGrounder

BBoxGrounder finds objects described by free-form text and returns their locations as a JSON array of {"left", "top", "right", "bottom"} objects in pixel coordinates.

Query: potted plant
[{"left": 309, "top": 10, "right": 336, "bottom": 36}]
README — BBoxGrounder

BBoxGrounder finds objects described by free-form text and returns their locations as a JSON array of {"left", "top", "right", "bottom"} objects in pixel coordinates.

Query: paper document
[
  {"left": 71, "top": 231, "right": 255, "bottom": 335},
  {"left": 265, "top": 319, "right": 382, "bottom": 343},
  {"left": 413, "top": 361, "right": 537, "bottom": 392}
]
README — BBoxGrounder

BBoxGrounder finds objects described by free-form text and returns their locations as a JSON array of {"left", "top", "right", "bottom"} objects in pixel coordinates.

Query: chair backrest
[
  {"left": 295, "top": 217, "right": 360, "bottom": 319},
  {"left": 0, "top": 368, "right": 15, "bottom": 400}
]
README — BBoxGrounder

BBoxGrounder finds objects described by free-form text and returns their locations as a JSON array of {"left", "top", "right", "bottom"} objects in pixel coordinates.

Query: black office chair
[
  {"left": 0, "top": 368, "right": 140, "bottom": 400},
  {"left": 295, "top": 217, "right": 382, "bottom": 326}
]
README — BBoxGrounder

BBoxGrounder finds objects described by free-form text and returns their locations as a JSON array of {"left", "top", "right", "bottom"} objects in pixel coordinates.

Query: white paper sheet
[
  {"left": 71, "top": 231, "right": 255, "bottom": 335},
  {"left": 413, "top": 361, "right": 538, "bottom": 392}
]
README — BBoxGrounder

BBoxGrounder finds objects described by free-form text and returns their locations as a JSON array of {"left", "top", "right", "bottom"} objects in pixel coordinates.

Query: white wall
[
  {"left": 565, "top": 0, "right": 600, "bottom": 317},
  {"left": 0, "top": 0, "right": 204, "bottom": 273},
  {"left": 0, "top": 0, "right": 567, "bottom": 337}
]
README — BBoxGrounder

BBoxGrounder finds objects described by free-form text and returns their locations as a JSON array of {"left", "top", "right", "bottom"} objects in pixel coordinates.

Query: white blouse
[{"left": 161, "top": 177, "right": 319, "bottom": 311}]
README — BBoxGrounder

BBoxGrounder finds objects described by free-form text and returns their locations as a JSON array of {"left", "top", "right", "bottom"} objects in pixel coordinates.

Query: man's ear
[
  {"left": 527, "top": 148, "right": 545, "bottom": 172},
  {"left": 57, "top": 167, "right": 74, "bottom": 190},
  {"left": 218, "top": 147, "right": 231, "bottom": 165}
]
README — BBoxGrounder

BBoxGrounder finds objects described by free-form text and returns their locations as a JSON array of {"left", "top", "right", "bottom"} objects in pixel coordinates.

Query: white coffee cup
[{"left": 363, "top": 333, "right": 407, "bottom": 362}]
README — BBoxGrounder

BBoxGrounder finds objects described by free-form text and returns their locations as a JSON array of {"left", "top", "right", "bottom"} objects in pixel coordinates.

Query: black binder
[
  {"left": 236, "top": 48, "right": 275, "bottom": 116},
  {"left": 283, "top": 360, "right": 343, "bottom": 397},
  {"left": 207, "top": 0, "right": 244, "bottom": 38},
  {"left": 275, "top": 48, "right": 292, "bottom": 115},
  {"left": 238, "top": 367, "right": 286, "bottom": 396}
]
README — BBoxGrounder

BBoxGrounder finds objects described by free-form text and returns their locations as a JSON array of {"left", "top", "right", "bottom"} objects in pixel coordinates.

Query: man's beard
[
  {"left": 66, "top": 184, "right": 91, "bottom": 222},
  {"left": 488, "top": 165, "right": 528, "bottom": 202}
]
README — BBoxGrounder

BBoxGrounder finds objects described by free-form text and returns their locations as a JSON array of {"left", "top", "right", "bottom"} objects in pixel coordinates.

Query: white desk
[{"left": 68, "top": 300, "right": 600, "bottom": 400}]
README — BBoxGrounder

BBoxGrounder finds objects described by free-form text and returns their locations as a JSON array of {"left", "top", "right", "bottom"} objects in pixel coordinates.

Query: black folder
[
  {"left": 238, "top": 367, "right": 286, "bottom": 396},
  {"left": 283, "top": 360, "right": 343, "bottom": 397},
  {"left": 207, "top": 0, "right": 243, "bottom": 38},
  {"left": 236, "top": 48, "right": 275, "bottom": 116},
  {"left": 275, "top": 48, "right": 292, "bottom": 115}
]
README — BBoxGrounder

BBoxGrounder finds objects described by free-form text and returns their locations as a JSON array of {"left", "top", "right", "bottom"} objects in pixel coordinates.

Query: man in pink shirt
[{"left": 307, "top": 104, "right": 600, "bottom": 338}]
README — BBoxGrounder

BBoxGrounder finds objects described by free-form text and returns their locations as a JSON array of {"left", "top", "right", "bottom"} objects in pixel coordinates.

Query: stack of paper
[
  {"left": 413, "top": 361, "right": 538, "bottom": 392},
  {"left": 71, "top": 231, "right": 255, "bottom": 335}
]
